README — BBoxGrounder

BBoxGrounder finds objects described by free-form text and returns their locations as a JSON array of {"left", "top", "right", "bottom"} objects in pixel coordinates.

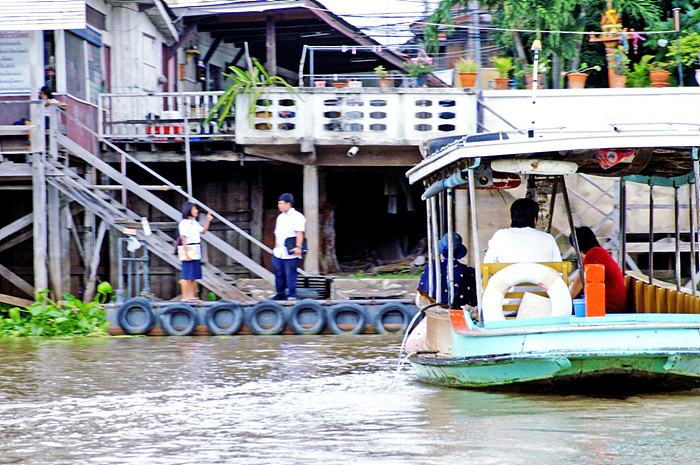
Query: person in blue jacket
[{"left": 417, "top": 232, "right": 477, "bottom": 309}]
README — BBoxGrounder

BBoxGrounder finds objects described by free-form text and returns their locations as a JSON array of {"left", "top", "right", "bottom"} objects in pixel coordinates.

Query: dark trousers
[{"left": 273, "top": 256, "right": 300, "bottom": 298}]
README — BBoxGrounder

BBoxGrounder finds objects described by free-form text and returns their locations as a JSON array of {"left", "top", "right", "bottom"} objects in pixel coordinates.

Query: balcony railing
[
  {"left": 99, "top": 88, "right": 479, "bottom": 146},
  {"left": 98, "top": 86, "right": 700, "bottom": 148}
]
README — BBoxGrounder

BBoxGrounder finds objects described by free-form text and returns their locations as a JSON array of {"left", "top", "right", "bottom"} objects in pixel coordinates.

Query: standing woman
[{"left": 178, "top": 202, "right": 213, "bottom": 303}]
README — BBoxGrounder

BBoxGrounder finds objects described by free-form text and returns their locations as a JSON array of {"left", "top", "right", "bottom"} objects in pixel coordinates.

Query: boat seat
[{"left": 481, "top": 262, "right": 572, "bottom": 315}]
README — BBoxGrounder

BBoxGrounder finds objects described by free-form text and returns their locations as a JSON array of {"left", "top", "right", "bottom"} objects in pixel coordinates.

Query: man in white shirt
[
  {"left": 272, "top": 193, "right": 306, "bottom": 300},
  {"left": 483, "top": 198, "right": 562, "bottom": 263}
]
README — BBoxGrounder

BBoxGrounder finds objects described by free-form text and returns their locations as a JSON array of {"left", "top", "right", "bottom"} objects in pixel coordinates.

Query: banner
[{"left": 0, "top": 32, "right": 30, "bottom": 94}]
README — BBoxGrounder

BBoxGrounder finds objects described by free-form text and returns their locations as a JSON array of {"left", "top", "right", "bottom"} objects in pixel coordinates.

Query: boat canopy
[{"left": 407, "top": 128, "right": 700, "bottom": 187}]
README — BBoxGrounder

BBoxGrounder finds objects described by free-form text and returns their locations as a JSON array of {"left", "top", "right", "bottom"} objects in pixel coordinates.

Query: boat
[{"left": 403, "top": 125, "right": 700, "bottom": 394}]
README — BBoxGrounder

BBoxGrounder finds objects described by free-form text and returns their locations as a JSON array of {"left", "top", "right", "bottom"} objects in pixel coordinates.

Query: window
[{"left": 142, "top": 34, "right": 157, "bottom": 92}]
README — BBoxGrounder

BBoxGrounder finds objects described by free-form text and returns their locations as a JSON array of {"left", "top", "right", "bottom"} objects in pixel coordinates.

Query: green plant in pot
[
  {"left": 491, "top": 56, "right": 514, "bottom": 89},
  {"left": 206, "top": 58, "right": 298, "bottom": 129},
  {"left": 566, "top": 63, "right": 602, "bottom": 89},
  {"left": 374, "top": 65, "right": 393, "bottom": 88},
  {"left": 405, "top": 50, "right": 435, "bottom": 87},
  {"left": 454, "top": 57, "right": 478, "bottom": 87},
  {"left": 626, "top": 55, "right": 655, "bottom": 87},
  {"left": 609, "top": 47, "right": 630, "bottom": 88}
]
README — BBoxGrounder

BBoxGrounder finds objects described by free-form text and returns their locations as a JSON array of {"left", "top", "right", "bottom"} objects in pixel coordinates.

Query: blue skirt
[{"left": 181, "top": 259, "right": 202, "bottom": 280}]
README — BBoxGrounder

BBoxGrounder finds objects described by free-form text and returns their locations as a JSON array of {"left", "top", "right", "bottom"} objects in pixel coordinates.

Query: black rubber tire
[
  {"left": 327, "top": 303, "right": 366, "bottom": 335},
  {"left": 205, "top": 302, "right": 244, "bottom": 335},
  {"left": 374, "top": 303, "right": 411, "bottom": 334},
  {"left": 247, "top": 302, "right": 287, "bottom": 335},
  {"left": 117, "top": 297, "right": 156, "bottom": 335},
  {"left": 161, "top": 304, "right": 198, "bottom": 336},
  {"left": 289, "top": 299, "right": 326, "bottom": 335}
]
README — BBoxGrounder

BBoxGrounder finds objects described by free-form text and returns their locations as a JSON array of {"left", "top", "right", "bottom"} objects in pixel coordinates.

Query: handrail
[{"left": 58, "top": 108, "right": 273, "bottom": 255}]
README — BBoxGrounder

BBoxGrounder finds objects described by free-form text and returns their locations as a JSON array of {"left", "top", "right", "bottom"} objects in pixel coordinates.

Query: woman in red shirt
[{"left": 569, "top": 226, "right": 627, "bottom": 313}]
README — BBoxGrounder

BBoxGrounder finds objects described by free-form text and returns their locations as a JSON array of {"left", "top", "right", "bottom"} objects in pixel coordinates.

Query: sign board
[
  {"left": 0, "top": 32, "right": 30, "bottom": 94},
  {"left": 0, "top": 0, "right": 86, "bottom": 31}
]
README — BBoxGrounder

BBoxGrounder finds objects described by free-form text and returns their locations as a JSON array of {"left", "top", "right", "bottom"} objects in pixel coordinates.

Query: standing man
[{"left": 272, "top": 193, "right": 306, "bottom": 301}]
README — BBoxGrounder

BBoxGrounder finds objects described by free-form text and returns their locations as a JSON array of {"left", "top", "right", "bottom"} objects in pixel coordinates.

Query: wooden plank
[
  {"left": 0, "top": 263, "right": 34, "bottom": 297},
  {"left": 0, "top": 293, "right": 33, "bottom": 307},
  {"left": 0, "top": 212, "right": 32, "bottom": 242},
  {"left": 82, "top": 221, "right": 107, "bottom": 303},
  {"left": 32, "top": 153, "right": 48, "bottom": 291},
  {"left": 0, "top": 229, "right": 33, "bottom": 254}
]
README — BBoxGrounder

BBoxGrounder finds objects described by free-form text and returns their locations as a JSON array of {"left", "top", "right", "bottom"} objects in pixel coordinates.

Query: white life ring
[{"left": 482, "top": 263, "right": 572, "bottom": 322}]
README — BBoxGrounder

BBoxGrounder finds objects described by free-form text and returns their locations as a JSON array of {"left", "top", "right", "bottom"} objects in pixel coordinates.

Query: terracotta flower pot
[
  {"left": 458, "top": 72, "right": 477, "bottom": 88},
  {"left": 379, "top": 78, "right": 393, "bottom": 88},
  {"left": 567, "top": 72, "right": 588, "bottom": 89},
  {"left": 649, "top": 70, "right": 669, "bottom": 88},
  {"left": 494, "top": 77, "right": 510, "bottom": 89},
  {"left": 525, "top": 74, "right": 544, "bottom": 89},
  {"left": 610, "top": 75, "right": 627, "bottom": 88}
]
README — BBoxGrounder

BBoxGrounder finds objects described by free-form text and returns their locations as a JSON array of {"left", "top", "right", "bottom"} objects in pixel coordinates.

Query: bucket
[{"left": 573, "top": 298, "right": 586, "bottom": 317}]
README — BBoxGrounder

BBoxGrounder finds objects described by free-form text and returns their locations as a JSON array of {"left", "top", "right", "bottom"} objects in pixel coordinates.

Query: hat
[
  {"left": 439, "top": 233, "right": 467, "bottom": 259},
  {"left": 278, "top": 193, "right": 294, "bottom": 206}
]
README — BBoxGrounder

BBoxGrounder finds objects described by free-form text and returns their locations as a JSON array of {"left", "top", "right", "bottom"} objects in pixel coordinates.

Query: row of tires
[{"left": 117, "top": 297, "right": 417, "bottom": 336}]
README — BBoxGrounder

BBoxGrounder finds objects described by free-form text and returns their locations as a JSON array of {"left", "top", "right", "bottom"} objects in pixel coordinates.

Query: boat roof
[{"left": 406, "top": 126, "right": 700, "bottom": 186}]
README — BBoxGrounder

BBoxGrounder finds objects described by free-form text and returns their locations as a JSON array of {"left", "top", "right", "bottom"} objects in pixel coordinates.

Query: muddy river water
[{"left": 1, "top": 335, "right": 699, "bottom": 464}]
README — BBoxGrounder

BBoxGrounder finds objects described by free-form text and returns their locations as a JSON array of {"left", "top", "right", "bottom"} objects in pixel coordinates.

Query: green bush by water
[{"left": 0, "top": 288, "right": 112, "bottom": 337}]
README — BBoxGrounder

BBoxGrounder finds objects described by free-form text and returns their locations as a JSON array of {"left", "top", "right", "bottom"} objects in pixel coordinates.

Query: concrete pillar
[{"left": 303, "top": 164, "right": 319, "bottom": 274}]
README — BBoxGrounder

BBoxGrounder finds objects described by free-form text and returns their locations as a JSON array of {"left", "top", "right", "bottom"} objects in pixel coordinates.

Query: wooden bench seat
[{"left": 625, "top": 271, "right": 700, "bottom": 314}]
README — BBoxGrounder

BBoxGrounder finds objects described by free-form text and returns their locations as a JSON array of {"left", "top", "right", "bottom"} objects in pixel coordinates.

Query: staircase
[{"left": 42, "top": 128, "right": 274, "bottom": 303}]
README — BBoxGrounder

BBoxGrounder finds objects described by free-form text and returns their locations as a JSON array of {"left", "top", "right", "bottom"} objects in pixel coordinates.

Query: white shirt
[
  {"left": 273, "top": 208, "right": 306, "bottom": 259},
  {"left": 43, "top": 98, "right": 61, "bottom": 117},
  {"left": 483, "top": 227, "right": 562, "bottom": 263},
  {"left": 178, "top": 218, "right": 204, "bottom": 244}
]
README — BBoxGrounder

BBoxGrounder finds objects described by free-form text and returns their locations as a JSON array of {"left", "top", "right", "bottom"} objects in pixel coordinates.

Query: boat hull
[
  {"left": 410, "top": 351, "right": 700, "bottom": 394},
  {"left": 408, "top": 314, "right": 700, "bottom": 394}
]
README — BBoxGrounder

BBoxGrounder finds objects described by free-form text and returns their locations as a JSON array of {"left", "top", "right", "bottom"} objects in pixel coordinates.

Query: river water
[{"left": 1, "top": 335, "right": 700, "bottom": 464}]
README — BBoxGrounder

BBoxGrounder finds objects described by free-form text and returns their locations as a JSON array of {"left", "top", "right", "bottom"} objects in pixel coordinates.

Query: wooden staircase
[{"left": 43, "top": 131, "right": 274, "bottom": 303}]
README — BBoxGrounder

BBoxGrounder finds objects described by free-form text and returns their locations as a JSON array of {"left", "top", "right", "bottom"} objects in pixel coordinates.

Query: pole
[
  {"left": 447, "top": 188, "right": 455, "bottom": 307},
  {"left": 529, "top": 40, "right": 542, "bottom": 138},
  {"left": 467, "top": 168, "right": 483, "bottom": 322},
  {"left": 673, "top": 8, "right": 684, "bottom": 87}
]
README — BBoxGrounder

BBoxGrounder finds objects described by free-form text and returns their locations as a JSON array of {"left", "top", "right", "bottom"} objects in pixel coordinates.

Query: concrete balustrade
[{"left": 99, "top": 87, "right": 700, "bottom": 146}]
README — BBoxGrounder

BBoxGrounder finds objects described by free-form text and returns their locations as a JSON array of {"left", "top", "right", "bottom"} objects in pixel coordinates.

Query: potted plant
[
  {"left": 374, "top": 65, "right": 393, "bottom": 88},
  {"left": 609, "top": 47, "right": 630, "bottom": 88},
  {"left": 648, "top": 60, "right": 670, "bottom": 87},
  {"left": 405, "top": 49, "right": 435, "bottom": 87},
  {"left": 205, "top": 58, "right": 298, "bottom": 130},
  {"left": 491, "top": 56, "right": 514, "bottom": 89},
  {"left": 566, "top": 63, "right": 601, "bottom": 89},
  {"left": 625, "top": 55, "right": 654, "bottom": 88},
  {"left": 454, "top": 57, "right": 478, "bottom": 87}
]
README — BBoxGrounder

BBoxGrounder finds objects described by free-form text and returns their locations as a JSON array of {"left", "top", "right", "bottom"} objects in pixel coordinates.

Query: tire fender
[
  {"left": 117, "top": 297, "right": 156, "bottom": 335},
  {"left": 161, "top": 304, "right": 198, "bottom": 336},
  {"left": 374, "top": 303, "right": 411, "bottom": 334},
  {"left": 205, "top": 302, "right": 244, "bottom": 335},
  {"left": 328, "top": 303, "right": 366, "bottom": 335},
  {"left": 247, "top": 302, "right": 287, "bottom": 335},
  {"left": 289, "top": 299, "right": 326, "bottom": 335}
]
